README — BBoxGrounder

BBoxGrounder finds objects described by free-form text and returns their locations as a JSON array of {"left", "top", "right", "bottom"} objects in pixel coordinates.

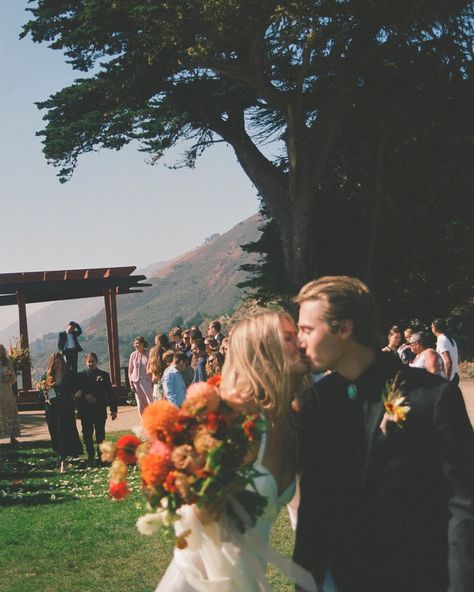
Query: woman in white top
[{"left": 409, "top": 333, "right": 445, "bottom": 377}]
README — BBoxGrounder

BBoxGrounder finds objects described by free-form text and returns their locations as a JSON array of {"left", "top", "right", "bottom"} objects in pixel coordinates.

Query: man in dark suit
[
  {"left": 207, "top": 320, "right": 224, "bottom": 343},
  {"left": 75, "top": 352, "right": 117, "bottom": 464},
  {"left": 58, "top": 321, "right": 83, "bottom": 373},
  {"left": 294, "top": 276, "right": 474, "bottom": 592}
]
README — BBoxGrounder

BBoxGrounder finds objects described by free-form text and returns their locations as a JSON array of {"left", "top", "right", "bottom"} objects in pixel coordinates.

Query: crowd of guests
[
  {"left": 381, "top": 318, "right": 460, "bottom": 384},
  {"left": 128, "top": 321, "right": 227, "bottom": 414},
  {"left": 0, "top": 314, "right": 462, "bottom": 479}
]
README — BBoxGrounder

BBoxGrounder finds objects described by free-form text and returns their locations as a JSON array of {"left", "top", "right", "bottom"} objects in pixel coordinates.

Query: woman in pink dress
[{"left": 128, "top": 336, "right": 153, "bottom": 416}]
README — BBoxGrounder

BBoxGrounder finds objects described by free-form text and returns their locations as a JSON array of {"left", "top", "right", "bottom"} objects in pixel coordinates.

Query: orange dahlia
[
  {"left": 142, "top": 400, "right": 180, "bottom": 441},
  {"left": 140, "top": 453, "right": 171, "bottom": 487}
]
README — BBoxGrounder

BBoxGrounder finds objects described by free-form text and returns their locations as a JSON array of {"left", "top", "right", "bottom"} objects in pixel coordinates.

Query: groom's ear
[{"left": 338, "top": 319, "right": 354, "bottom": 340}]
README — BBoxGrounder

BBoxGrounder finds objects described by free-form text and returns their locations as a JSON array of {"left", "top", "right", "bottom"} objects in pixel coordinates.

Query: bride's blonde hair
[{"left": 220, "top": 311, "right": 309, "bottom": 454}]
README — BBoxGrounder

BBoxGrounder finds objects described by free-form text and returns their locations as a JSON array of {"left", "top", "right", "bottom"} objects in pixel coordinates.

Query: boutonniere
[
  {"left": 96, "top": 375, "right": 104, "bottom": 383},
  {"left": 380, "top": 371, "right": 411, "bottom": 435}
]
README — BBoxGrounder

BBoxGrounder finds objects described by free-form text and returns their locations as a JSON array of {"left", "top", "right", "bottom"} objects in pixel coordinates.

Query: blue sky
[{"left": 0, "top": 3, "right": 259, "bottom": 330}]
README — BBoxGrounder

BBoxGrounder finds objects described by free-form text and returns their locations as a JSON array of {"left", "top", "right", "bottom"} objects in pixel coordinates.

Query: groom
[{"left": 294, "top": 276, "right": 474, "bottom": 592}]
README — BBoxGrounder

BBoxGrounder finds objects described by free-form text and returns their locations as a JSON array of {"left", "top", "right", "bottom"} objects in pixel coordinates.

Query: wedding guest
[
  {"left": 43, "top": 352, "right": 83, "bottom": 473},
  {"left": 206, "top": 351, "right": 224, "bottom": 378},
  {"left": 191, "top": 339, "right": 207, "bottom": 383},
  {"left": 75, "top": 353, "right": 117, "bottom": 465},
  {"left": 168, "top": 327, "right": 182, "bottom": 351},
  {"left": 57, "top": 321, "right": 83, "bottom": 373},
  {"left": 204, "top": 337, "right": 219, "bottom": 354},
  {"left": 189, "top": 328, "right": 203, "bottom": 344},
  {"left": 408, "top": 333, "right": 445, "bottom": 376},
  {"left": 294, "top": 276, "right": 474, "bottom": 592},
  {"left": 207, "top": 320, "right": 225, "bottom": 342},
  {"left": 181, "top": 356, "right": 194, "bottom": 388},
  {"left": 155, "top": 332, "right": 172, "bottom": 353},
  {"left": 397, "top": 326, "right": 416, "bottom": 364},
  {"left": 161, "top": 352, "right": 187, "bottom": 407},
  {"left": 147, "top": 346, "right": 164, "bottom": 401},
  {"left": 162, "top": 349, "right": 175, "bottom": 368},
  {"left": 128, "top": 336, "right": 153, "bottom": 416},
  {"left": 180, "top": 329, "right": 192, "bottom": 352},
  {"left": 381, "top": 326, "right": 401, "bottom": 355},
  {"left": 0, "top": 344, "right": 20, "bottom": 446},
  {"left": 219, "top": 336, "right": 230, "bottom": 358},
  {"left": 431, "top": 318, "right": 460, "bottom": 384}
]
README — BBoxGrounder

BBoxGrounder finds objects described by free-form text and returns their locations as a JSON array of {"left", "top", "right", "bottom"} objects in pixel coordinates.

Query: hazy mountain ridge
[
  {"left": 87, "top": 214, "right": 261, "bottom": 338},
  {"left": 27, "top": 214, "right": 261, "bottom": 377},
  {"left": 0, "top": 262, "right": 172, "bottom": 345}
]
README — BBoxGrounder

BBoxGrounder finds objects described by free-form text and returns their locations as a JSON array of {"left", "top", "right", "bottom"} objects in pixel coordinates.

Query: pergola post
[
  {"left": 104, "top": 288, "right": 121, "bottom": 387},
  {"left": 16, "top": 290, "right": 32, "bottom": 391}
]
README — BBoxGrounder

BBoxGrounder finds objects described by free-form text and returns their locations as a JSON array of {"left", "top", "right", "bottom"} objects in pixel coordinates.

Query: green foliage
[
  {"left": 449, "top": 302, "right": 474, "bottom": 360},
  {"left": 238, "top": 205, "right": 289, "bottom": 304},
  {"left": 22, "top": 0, "right": 474, "bottom": 309}
]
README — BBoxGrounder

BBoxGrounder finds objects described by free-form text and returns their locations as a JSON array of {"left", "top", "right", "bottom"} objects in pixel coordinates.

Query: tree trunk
[{"left": 275, "top": 184, "right": 315, "bottom": 294}]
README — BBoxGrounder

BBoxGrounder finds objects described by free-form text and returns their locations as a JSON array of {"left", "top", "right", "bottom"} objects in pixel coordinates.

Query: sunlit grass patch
[{"left": 0, "top": 435, "right": 295, "bottom": 592}]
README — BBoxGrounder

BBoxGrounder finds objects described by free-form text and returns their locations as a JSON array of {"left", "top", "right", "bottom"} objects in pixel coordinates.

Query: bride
[{"left": 155, "top": 311, "right": 316, "bottom": 591}]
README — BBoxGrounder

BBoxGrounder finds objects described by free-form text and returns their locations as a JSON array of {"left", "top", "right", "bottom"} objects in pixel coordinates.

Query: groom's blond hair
[{"left": 295, "top": 276, "right": 379, "bottom": 349}]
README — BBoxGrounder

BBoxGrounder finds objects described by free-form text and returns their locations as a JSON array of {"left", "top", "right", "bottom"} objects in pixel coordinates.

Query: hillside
[
  {"left": 0, "top": 262, "right": 171, "bottom": 345},
  {"left": 28, "top": 214, "right": 261, "bottom": 377},
  {"left": 0, "top": 298, "right": 104, "bottom": 345}
]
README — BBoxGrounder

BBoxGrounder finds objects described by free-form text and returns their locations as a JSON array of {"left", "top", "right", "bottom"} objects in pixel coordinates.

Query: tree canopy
[{"left": 22, "top": 0, "right": 474, "bottom": 322}]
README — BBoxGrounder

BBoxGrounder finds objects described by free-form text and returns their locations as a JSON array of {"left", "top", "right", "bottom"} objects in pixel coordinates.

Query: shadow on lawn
[{"left": 0, "top": 440, "right": 86, "bottom": 507}]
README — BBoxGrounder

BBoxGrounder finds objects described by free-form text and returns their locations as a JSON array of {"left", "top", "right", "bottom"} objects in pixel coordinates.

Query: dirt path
[
  {"left": 460, "top": 379, "right": 474, "bottom": 425},
  {"left": 0, "top": 405, "right": 141, "bottom": 444}
]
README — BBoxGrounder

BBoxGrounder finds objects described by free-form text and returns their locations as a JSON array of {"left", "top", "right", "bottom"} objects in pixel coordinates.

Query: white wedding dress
[{"left": 155, "top": 430, "right": 314, "bottom": 592}]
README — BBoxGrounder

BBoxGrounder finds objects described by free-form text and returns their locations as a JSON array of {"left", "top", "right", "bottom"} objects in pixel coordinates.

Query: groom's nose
[{"left": 297, "top": 329, "right": 305, "bottom": 349}]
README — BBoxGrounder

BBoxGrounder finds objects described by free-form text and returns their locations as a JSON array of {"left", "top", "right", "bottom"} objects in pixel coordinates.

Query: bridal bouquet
[{"left": 101, "top": 378, "right": 267, "bottom": 546}]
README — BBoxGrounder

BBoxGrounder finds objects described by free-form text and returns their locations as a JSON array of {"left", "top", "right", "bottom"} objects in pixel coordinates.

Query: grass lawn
[{"left": 0, "top": 434, "right": 295, "bottom": 592}]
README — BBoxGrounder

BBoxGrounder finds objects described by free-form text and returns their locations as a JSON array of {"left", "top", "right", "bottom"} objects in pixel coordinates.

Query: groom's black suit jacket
[{"left": 294, "top": 353, "right": 474, "bottom": 592}]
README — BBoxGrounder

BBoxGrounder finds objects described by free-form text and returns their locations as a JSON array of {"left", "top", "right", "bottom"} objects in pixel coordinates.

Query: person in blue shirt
[{"left": 162, "top": 352, "right": 187, "bottom": 407}]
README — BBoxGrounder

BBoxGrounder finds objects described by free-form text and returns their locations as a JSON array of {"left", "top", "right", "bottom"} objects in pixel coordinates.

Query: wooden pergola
[{"left": 0, "top": 267, "right": 150, "bottom": 391}]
